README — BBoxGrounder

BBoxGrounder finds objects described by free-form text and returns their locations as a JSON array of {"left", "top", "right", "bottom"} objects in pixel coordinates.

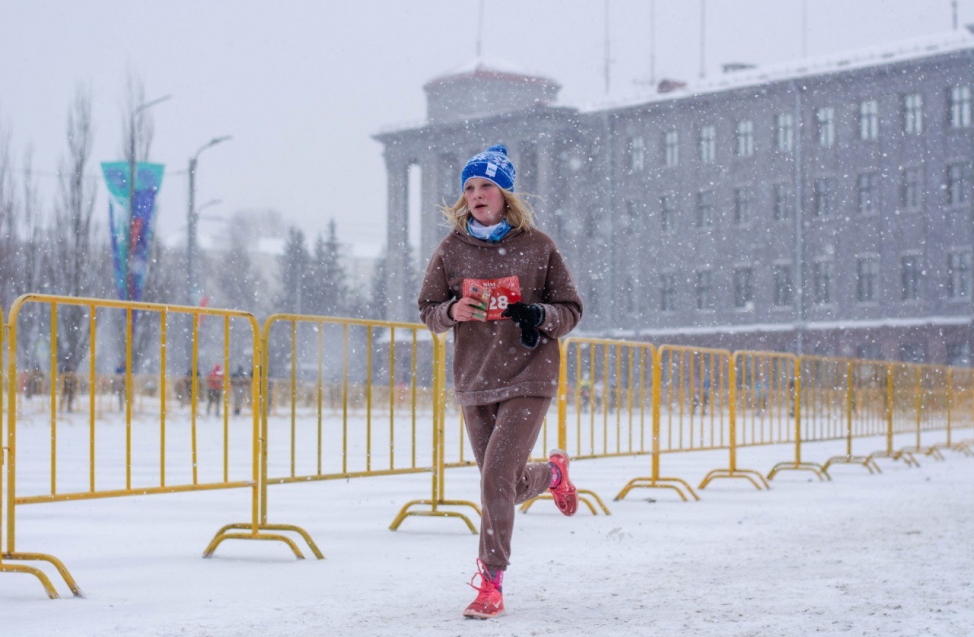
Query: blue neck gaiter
[{"left": 467, "top": 218, "right": 512, "bottom": 243}]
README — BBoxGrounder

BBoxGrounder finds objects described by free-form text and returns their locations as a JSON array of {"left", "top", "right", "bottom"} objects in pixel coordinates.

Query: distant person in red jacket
[
  {"left": 418, "top": 145, "right": 583, "bottom": 619},
  {"left": 206, "top": 364, "right": 224, "bottom": 417}
]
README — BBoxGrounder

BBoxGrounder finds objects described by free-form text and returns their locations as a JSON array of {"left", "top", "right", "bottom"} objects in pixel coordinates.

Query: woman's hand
[{"left": 450, "top": 297, "right": 487, "bottom": 322}]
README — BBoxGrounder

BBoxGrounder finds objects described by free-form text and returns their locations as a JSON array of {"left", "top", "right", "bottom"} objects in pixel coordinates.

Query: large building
[{"left": 374, "top": 30, "right": 974, "bottom": 365}]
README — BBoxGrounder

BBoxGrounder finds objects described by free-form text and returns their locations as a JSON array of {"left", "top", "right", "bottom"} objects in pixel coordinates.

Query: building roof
[
  {"left": 585, "top": 28, "right": 974, "bottom": 113},
  {"left": 424, "top": 55, "right": 560, "bottom": 90}
]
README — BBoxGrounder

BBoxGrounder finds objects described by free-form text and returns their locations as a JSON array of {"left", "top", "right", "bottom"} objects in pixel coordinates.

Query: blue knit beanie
[{"left": 460, "top": 144, "right": 516, "bottom": 192}]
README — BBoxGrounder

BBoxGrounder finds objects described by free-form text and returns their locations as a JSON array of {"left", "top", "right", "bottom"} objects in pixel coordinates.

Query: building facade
[{"left": 374, "top": 32, "right": 974, "bottom": 365}]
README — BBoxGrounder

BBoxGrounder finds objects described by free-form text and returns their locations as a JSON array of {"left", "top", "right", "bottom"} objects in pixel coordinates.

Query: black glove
[
  {"left": 502, "top": 302, "right": 545, "bottom": 349},
  {"left": 501, "top": 302, "right": 544, "bottom": 328}
]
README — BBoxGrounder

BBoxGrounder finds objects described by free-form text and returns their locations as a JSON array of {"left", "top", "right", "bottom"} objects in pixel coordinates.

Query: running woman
[{"left": 418, "top": 144, "right": 583, "bottom": 619}]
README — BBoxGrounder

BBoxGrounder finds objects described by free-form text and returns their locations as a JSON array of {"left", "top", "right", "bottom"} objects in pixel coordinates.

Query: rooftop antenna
[
  {"left": 953, "top": 0, "right": 959, "bottom": 30},
  {"left": 802, "top": 0, "right": 808, "bottom": 57},
  {"left": 699, "top": 0, "right": 707, "bottom": 79},
  {"left": 604, "top": 0, "right": 611, "bottom": 95},
  {"left": 649, "top": 0, "right": 656, "bottom": 86},
  {"left": 476, "top": 0, "right": 485, "bottom": 58}
]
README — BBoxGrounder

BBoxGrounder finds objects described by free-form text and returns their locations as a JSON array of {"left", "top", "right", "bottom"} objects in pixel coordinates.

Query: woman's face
[{"left": 464, "top": 177, "right": 506, "bottom": 226}]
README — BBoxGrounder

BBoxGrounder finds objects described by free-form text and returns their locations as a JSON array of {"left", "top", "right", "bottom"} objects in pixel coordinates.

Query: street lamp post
[{"left": 186, "top": 136, "right": 231, "bottom": 307}]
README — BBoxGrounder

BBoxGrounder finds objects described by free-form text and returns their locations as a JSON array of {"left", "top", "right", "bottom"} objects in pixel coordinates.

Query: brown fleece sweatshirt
[{"left": 418, "top": 227, "right": 583, "bottom": 406}]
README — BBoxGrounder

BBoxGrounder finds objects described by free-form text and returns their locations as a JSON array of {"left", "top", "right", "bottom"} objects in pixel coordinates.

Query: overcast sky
[{"left": 0, "top": 0, "right": 970, "bottom": 257}]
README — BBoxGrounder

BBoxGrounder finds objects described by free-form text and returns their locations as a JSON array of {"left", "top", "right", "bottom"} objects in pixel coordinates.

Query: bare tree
[
  {"left": 0, "top": 115, "right": 16, "bottom": 309},
  {"left": 119, "top": 71, "right": 155, "bottom": 162},
  {"left": 217, "top": 224, "right": 260, "bottom": 313},
  {"left": 46, "top": 85, "right": 99, "bottom": 376}
]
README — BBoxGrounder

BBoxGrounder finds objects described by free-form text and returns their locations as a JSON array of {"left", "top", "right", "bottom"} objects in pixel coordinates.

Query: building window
[
  {"left": 664, "top": 130, "right": 679, "bottom": 167},
  {"left": 859, "top": 99, "right": 879, "bottom": 141},
  {"left": 901, "top": 167, "right": 921, "bottom": 210},
  {"left": 947, "top": 342, "right": 971, "bottom": 367},
  {"left": 695, "top": 270, "right": 713, "bottom": 310},
  {"left": 696, "top": 190, "right": 714, "bottom": 227},
  {"left": 660, "top": 195, "right": 676, "bottom": 233},
  {"left": 699, "top": 125, "right": 716, "bottom": 163},
  {"left": 628, "top": 136, "right": 645, "bottom": 172},
  {"left": 773, "top": 265, "right": 793, "bottom": 307},
  {"left": 660, "top": 273, "right": 676, "bottom": 312},
  {"left": 773, "top": 183, "right": 793, "bottom": 221},
  {"left": 857, "top": 172, "right": 879, "bottom": 215},
  {"left": 816, "top": 107, "right": 835, "bottom": 147},
  {"left": 947, "top": 251, "right": 971, "bottom": 299},
  {"left": 949, "top": 84, "right": 971, "bottom": 129},
  {"left": 813, "top": 178, "right": 835, "bottom": 217},
  {"left": 901, "top": 255, "right": 921, "bottom": 301},
  {"left": 734, "top": 187, "right": 752, "bottom": 225},
  {"left": 856, "top": 257, "right": 879, "bottom": 302},
  {"left": 857, "top": 343, "right": 883, "bottom": 361},
  {"left": 903, "top": 93, "right": 923, "bottom": 135},
  {"left": 624, "top": 200, "right": 643, "bottom": 232},
  {"left": 736, "top": 119, "right": 754, "bottom": 157},
  {"left": 813, "top": 261, "right": 833, "bottom": 305},
  {"left": 947, "top": 162, "right": 971, "bottom": 207},
  {"left": 775, "top": 113, "right": 794, "bottom": 152},
  {"left": 733, "top": 267, "right": 754, "bottom": 309},
  {"left": 900, "top": 343, "right": 926, "bottom": 364}
]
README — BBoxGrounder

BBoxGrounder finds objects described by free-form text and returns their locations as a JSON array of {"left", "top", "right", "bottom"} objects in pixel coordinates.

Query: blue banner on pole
[{"left": 100, "top": 162, "right": 165, "bottom": 303}]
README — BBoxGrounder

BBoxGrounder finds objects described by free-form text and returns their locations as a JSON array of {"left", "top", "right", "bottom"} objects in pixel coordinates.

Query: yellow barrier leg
[
  {"left": 203, "top": 524, "right": 321, "bottom": 560},
  {"left": 822, "top": 453, "right": 882, "bottom": 475},
  {"left": 2, "top": 552, "right": 84, "bottom": 598},
  {"left": 389, "top": 499, "right": 481, "bottom": 534},
  {"left": 950, "top": 440, "right": 973, "bottom": 457},
  {"left": 0, "top": 561, "right": 59, "bottom": 599},
  {"left": 766, "top": 461, "right": 830, "bottom": 481},
  {"left": 699, "top": 468, "right": 769, "bottom": 491},
  {"left": 871, "top": 448, "right": 920, "bottom": 468},
  {"left": 203, "top": 521, "right": 325, "bottom": 560},
  {"left": 614, "top": 476, "right": 700, "bottom": 502}
]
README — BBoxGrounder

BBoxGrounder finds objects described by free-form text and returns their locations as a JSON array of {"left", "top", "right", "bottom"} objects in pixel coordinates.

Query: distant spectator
[
  {"left": 206, "top": 364, "right": 224, "bottom": 416},
  {"left": 114, "top": 362, "right": 127, "bottom": 412},
  {"left": 60, "top": 371, "right": 78, "bottom": 413},
  {"left": 230, "top": 364, "right": 249, "bottom": 416}
]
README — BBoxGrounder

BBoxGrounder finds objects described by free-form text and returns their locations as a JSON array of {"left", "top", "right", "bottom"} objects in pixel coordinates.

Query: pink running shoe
[
  {"left": 463, "top": 561, "right": 504, "bottom": 619},
  {"left": 548, "top": 448, "right": 578, "bottom": 516}
]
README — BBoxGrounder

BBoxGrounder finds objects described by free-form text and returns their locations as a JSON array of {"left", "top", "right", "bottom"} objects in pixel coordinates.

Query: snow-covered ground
[{"left": 2, "top": 408, "right": 973, "bottom": 637}]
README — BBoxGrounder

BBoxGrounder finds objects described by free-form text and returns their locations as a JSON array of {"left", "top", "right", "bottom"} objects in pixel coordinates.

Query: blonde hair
[{"left": 440, "top": 188, "right": 537, "bottom": 234}]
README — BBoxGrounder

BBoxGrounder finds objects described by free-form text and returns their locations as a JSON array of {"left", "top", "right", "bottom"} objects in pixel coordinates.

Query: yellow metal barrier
[
  {"left": 862, "top": 361, "right": 917, "bottom": 467},
  {"left": 700, "top": 351, "right": 791, "bottom": 490},
  {"left": 523, "top": 337, "right": 646, "bottom": 514},
  {"left": 765, "top": 354, "right": 829, "bottom": 481},
  {"left": 616, "top": 344, "right": 731, "bottom": 502},
  {"left": 0, "top": 306, "right": 73, "bottom": 599},
  {"left": 891, "top": 364, "right": 947, "bottom": 461},
  {"left": 948, "top": 367, "right": 974, "bottom": 456},
  {"left": 389, "top": 331, "right": 481, "bottom": 532},
  {"left": 245, "top": 313, "right": 474, "bottom": 534},
  {"left": 799, "top": 357, "right": 881, "bottom": 474},
  {"left": 0, "top": 294, "right": 312, "bottom": 599}
]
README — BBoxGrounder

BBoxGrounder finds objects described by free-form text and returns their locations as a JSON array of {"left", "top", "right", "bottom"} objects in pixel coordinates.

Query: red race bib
[{"left": 462, "top": 276, "right": 523, "bottom": 321}]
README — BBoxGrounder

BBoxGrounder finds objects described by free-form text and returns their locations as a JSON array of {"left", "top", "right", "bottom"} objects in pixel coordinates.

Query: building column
[{"left": 385, "top": 151, "right": 411, "bottom": 322}]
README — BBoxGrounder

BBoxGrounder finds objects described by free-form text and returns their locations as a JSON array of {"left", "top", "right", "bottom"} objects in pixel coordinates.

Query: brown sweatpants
[{"left": 462, "top": 396, "right": 553, "bottom": 572}]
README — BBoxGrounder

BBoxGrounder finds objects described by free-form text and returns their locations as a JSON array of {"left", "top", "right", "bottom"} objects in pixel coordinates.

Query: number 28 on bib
[{"left": 462, "top": 276, "right": 523, "bottom": 321}]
